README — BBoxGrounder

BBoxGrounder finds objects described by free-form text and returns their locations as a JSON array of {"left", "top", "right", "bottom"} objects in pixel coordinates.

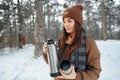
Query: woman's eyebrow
[{"left": 68, "top": 18, "right": 72, "bottom": 21}]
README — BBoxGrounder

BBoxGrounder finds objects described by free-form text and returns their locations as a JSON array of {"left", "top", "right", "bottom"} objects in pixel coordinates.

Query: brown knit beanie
[{"left": 62, "top": 4, "right": 83, "bottom": 26}]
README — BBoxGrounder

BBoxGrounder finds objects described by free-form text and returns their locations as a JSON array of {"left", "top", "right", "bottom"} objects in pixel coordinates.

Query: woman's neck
[{"left": 70, "top": 32, "right": 75, "bottom": 38}]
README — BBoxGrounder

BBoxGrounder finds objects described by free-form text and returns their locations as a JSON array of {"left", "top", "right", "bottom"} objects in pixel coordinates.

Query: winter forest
[
  {"left": 0, "top": 0, "right": 120, "bottom": 56},
  {"left": 0, "top": 0, "right": 120, "bottom": 80}
]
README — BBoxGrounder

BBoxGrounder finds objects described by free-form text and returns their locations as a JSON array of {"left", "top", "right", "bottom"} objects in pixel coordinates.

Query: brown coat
[{"left": 43, "top": 36, "right": 102, "bottom": 80}]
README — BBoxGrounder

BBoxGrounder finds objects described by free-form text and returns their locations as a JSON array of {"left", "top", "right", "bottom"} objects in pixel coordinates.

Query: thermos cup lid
[
  {"left": 59, "top": 60, "right": 71, "bottom": 71},
  {"left": 47, "top": 39, "right": 54, "bottom": 44}
]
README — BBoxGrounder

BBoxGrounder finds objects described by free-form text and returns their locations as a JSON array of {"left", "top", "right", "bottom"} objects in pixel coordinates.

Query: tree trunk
[
  {"left": 101, "top": 0, "right": 107, "bottom": 41},
  {"left": 34, "top": 0, "right": 44, "bottom": 58},
  {"left": 17, "top": 0, "right": 23, "bottom": 49}
]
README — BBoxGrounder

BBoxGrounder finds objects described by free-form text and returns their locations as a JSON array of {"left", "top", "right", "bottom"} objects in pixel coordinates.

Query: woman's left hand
[{"left": 55, "top": 65, "right": 76, "bottom": 79}]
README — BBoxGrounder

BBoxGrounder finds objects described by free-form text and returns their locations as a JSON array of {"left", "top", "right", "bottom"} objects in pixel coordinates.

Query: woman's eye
[{"left": 68, "top": 21, "right": 72, "bottom": 23}]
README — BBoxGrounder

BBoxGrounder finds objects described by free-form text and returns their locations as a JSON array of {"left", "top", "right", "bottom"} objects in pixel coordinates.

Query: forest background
[{"left": 0, "top": 0, "right": 120, "bottom": 57}]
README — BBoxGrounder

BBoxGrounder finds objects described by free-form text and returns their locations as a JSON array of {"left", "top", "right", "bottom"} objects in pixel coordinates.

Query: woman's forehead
[{"left": 64, "top": 17, "right": 74, "bottom": 21}]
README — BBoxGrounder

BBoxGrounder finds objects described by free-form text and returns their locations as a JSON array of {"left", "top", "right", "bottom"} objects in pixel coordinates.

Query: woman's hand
[
  {"left": 55, "top": 65, "right": 76, "bottom": 79},
  {"left": 43, "top": 42, "right": 48, "bottom": 54}
]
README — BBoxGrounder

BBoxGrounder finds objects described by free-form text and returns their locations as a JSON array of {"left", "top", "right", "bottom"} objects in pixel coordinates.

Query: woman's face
[{"left": 63, "top": 17, "right": 75, "bottom": 34}]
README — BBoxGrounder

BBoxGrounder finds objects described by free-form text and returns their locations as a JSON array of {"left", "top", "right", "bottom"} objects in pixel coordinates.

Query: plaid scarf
[{"left": 57, "top": 29, "right": 87, "bottom": 72}]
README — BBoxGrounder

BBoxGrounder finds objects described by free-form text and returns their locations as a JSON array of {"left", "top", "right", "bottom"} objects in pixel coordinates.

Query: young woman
[{"left": 43, "top": 4, "right": 102, "bottom": 80}]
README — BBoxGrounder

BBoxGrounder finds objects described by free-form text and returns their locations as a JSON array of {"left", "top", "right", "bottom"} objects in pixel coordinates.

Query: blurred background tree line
[{"left": 0, "top": 0, "right": 119, "bottom": 57}]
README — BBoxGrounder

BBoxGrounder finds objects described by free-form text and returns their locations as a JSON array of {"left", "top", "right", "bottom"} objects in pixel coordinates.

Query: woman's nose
[{"left": 64, "top": 22, "right": 69, "bottom": 27}]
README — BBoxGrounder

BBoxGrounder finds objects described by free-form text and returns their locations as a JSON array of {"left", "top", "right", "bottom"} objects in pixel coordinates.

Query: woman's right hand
[{"left": 43, "top": 42, "right": 48, "bottom": 54}]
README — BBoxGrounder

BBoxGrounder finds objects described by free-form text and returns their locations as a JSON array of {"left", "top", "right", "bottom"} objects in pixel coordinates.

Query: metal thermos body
[{"left": 47, "top": 39, "right": 60, "bottom": 77}]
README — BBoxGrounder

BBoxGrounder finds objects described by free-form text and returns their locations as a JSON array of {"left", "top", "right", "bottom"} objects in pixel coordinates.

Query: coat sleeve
[{"left": 75, "top": 37, "right": 102, "bottom": 80}]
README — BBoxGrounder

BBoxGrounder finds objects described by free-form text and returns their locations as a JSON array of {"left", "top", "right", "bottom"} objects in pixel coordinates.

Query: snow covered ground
[
  {"left": 0, "top": 40, "right": 120, "bottom": 80},
  {"left": 96, "top": 40, "right": 120, "bottom": 80}
]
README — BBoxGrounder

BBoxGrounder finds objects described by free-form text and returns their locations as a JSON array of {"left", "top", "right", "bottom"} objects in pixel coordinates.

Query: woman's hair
[{"left": 59, "top": 21, "right": 82, "bottom": 49}]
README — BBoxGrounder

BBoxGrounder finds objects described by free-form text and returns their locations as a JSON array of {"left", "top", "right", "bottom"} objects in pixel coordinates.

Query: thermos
[
  {"left": 59, "top": 59, "right": 72, "bottom": 75},
  {"left": 47, "top": 39, "right": 73, "bottom": 77},
  {"left": 47, "top": 39, "right": 60, "bottom": 77}
]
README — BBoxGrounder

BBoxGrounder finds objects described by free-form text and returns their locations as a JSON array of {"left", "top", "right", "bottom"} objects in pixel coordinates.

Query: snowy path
[{"left": 0, "top": 40, "right": 120, "bottom": 80}]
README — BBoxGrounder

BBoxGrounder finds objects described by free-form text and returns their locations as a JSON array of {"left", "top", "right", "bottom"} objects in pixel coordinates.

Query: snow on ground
[
  {"left": 96, "top": 40, "right": 120, "bottom": 80},
  {"left": 0, "top": 44, "right": 53, "bottom": 80},
  {"left": 0, "top": 40, "right": 120, "bottom": 80}
]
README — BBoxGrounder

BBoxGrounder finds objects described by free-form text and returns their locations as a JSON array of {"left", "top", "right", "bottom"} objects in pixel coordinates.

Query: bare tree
[
  {"left": 17, "top": 0, "right": 23, "bottom": 49},
  {"left": 101, "top": 0, "right": 107, "bottom": 40},
  {"left": 34, "top": 0, "right": 44, "bottom": 58}
]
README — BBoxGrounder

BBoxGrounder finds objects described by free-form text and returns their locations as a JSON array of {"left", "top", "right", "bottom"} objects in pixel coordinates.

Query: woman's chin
[{"left": 66, "top": 31, "right": 71, "bottom": 33}]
